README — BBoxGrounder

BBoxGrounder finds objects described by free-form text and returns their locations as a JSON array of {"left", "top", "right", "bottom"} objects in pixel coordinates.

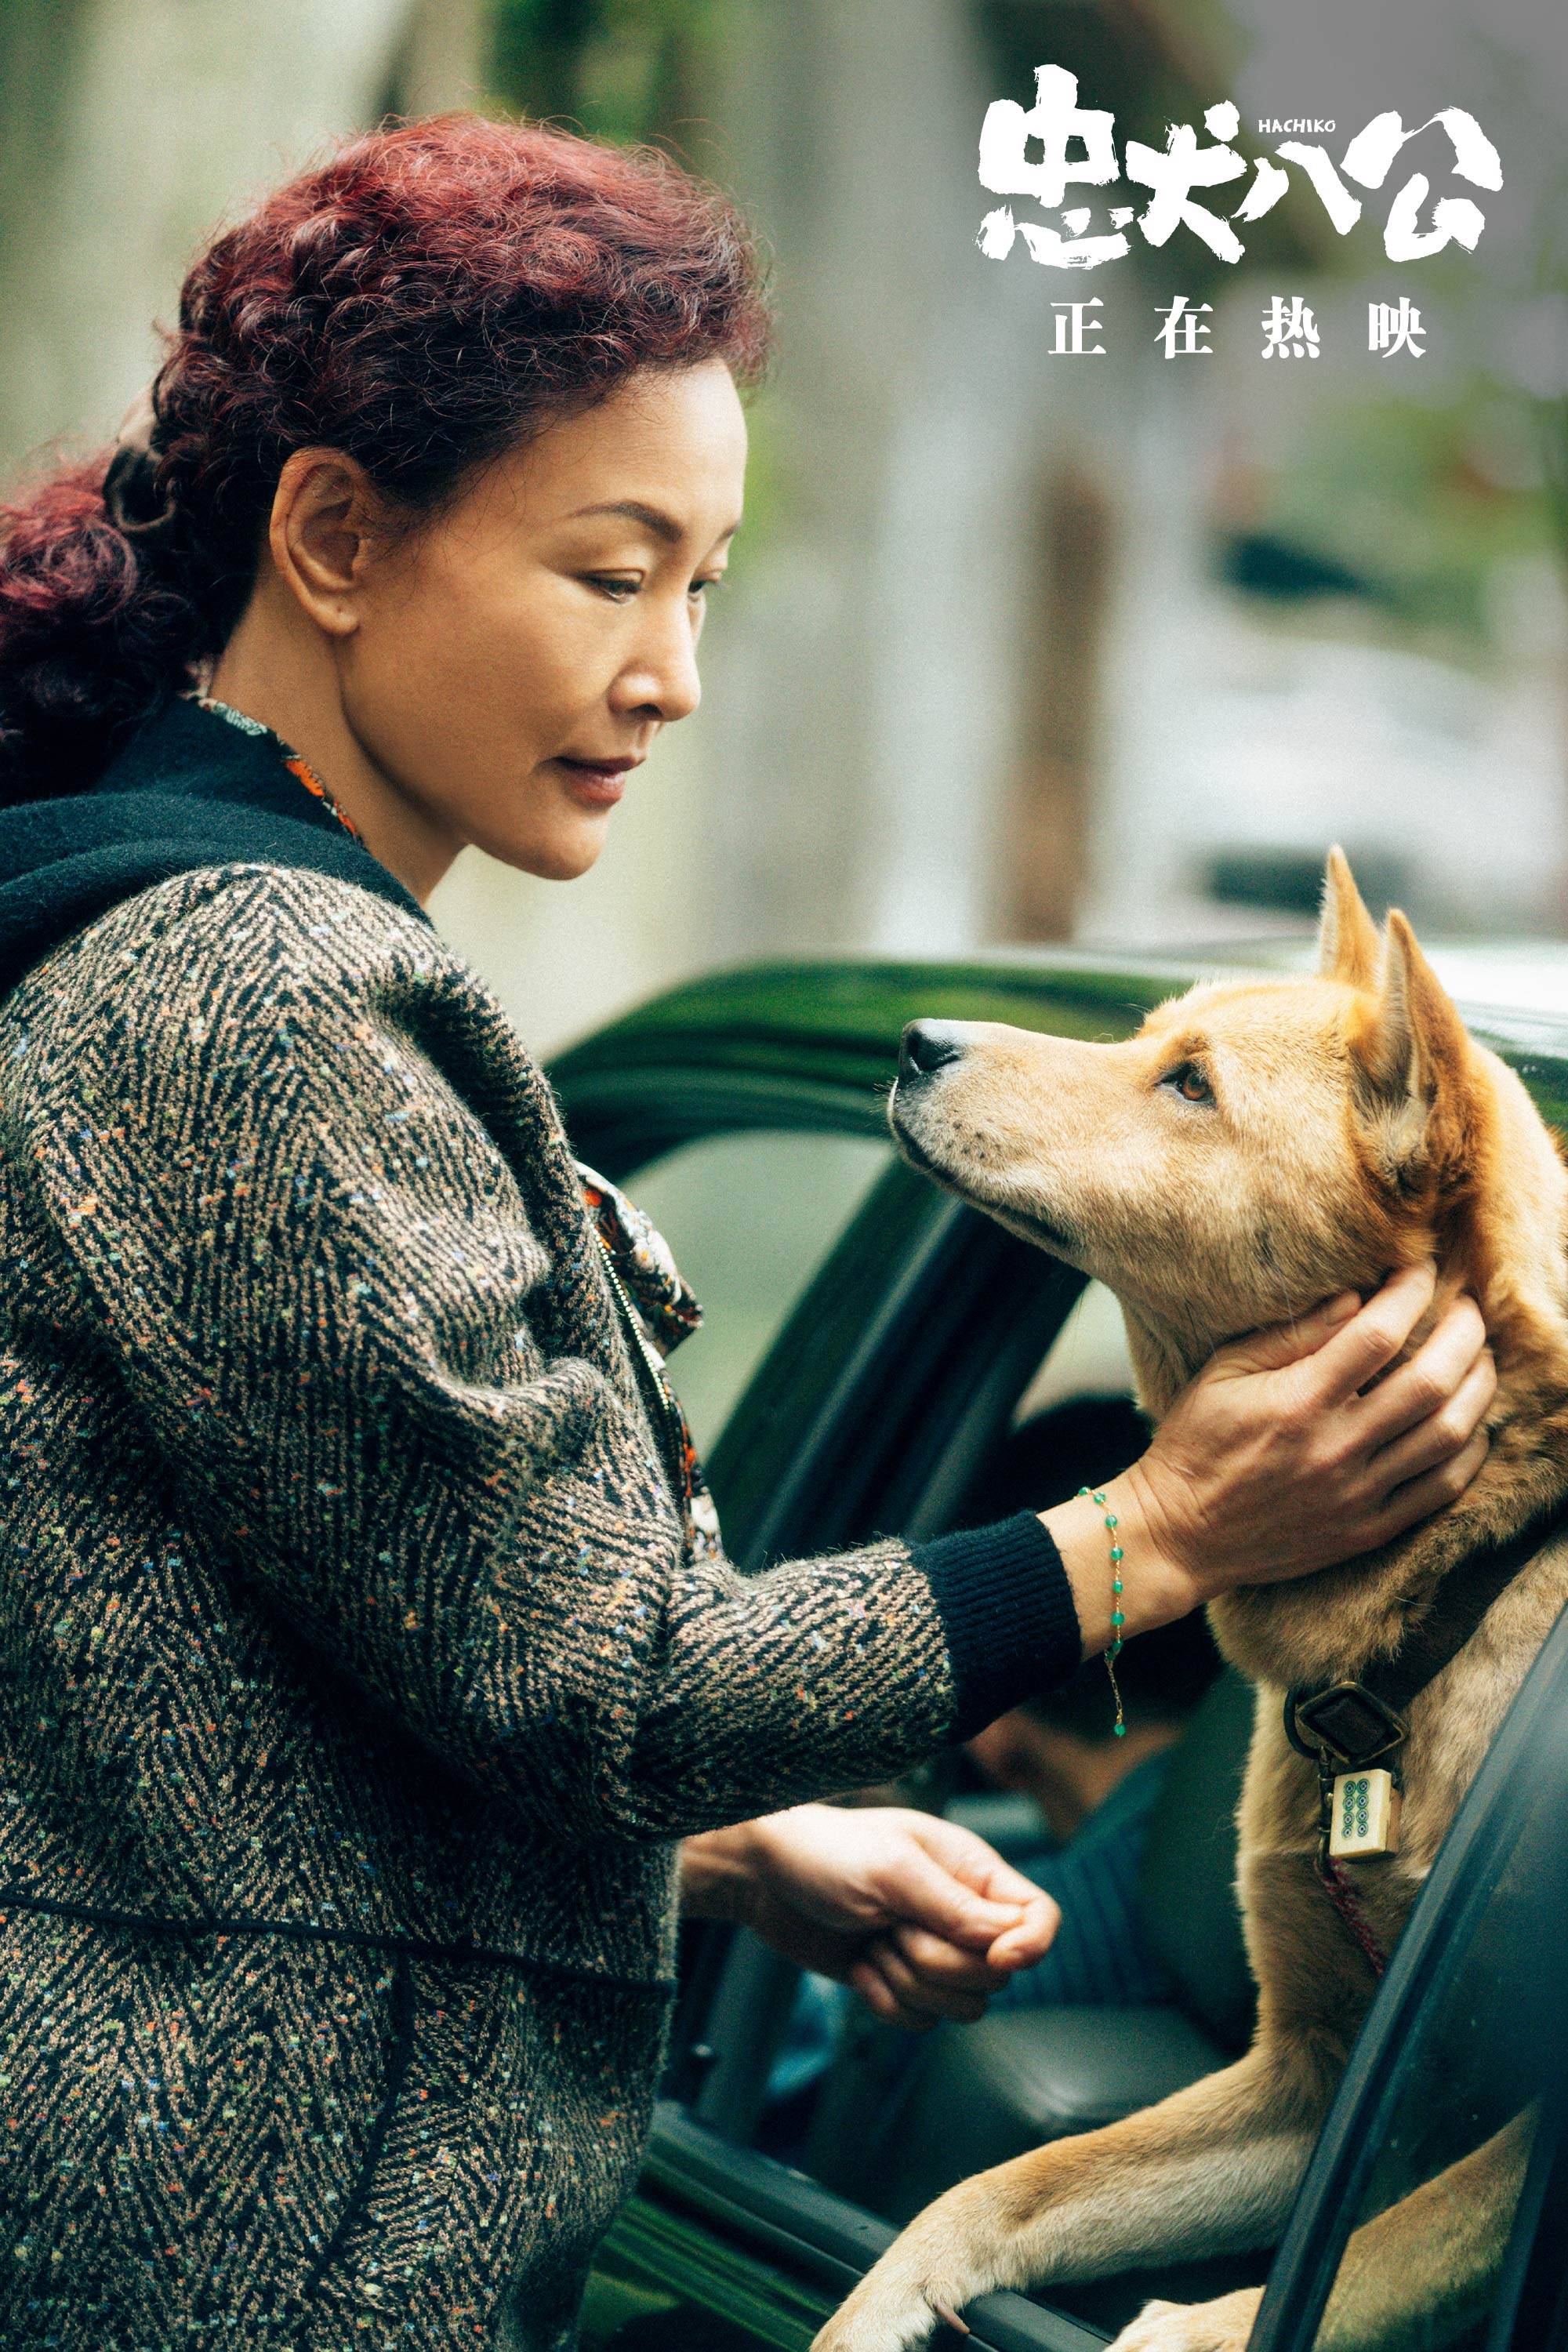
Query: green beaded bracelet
[{"left": 1077, "top": 1486, "right": 1127, "bottom": 1738}]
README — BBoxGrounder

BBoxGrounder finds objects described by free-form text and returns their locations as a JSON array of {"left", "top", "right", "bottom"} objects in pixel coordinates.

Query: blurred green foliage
[
  {"left": 487, "top": 0, "right": 722, "bottom": 150},
  {"left": 1267, "top": 383, "right": 1555, "bottom": 637},
  {"left": 1280, "top": 42, "right": 1568, "bottom": 624}
]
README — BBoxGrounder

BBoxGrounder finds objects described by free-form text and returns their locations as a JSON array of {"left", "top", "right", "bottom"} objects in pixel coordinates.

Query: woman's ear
[{"left": 267, "top": 447, "right": 385, "bottom": 638}]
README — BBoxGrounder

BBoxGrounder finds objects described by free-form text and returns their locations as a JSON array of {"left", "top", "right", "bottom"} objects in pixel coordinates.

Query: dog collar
[
  {"left": 1283, "top": 1490, "right": 1568, "bottom": 1967},
  {"left": 1284, "top": 1488, "right": 1568, "bottom": 1773}
]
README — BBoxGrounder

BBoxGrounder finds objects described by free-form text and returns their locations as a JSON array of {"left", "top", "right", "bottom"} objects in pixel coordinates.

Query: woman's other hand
[
  {"left": 679, "top": 1804, "right": 1058, "bottom": 2029},
  {"left": 1047, "top": 1263, "right": 1496, "bottom": 1653}
]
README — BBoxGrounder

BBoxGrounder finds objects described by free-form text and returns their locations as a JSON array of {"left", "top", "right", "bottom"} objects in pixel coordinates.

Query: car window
[
  {"left": 1298, "top": 1706, "right": 1563, "bottom": 2350},
  {"left": 621, "top": 1129, "right": 894, "bottom": 1455},
  {"left": 1011, "top": 1278, "right": 1133, "bottom": 1422},
  {"left": 1234, "top": 1596, "right": 1568, "bottom": 2352}
]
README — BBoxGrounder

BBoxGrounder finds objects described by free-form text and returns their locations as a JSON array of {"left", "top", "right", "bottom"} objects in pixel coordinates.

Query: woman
[{"left": 0, "top": 115, "right": 1493, "bottom": 2350}]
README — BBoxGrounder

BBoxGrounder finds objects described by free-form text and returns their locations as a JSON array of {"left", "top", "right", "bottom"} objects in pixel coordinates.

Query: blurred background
[{"left": 2, "top": 0, "right": 1566, "bottom": 1053}]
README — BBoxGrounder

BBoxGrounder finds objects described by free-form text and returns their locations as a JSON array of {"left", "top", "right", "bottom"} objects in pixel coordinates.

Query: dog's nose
[{"left": 899, "top": 1020, "right": 967, "bottom": 1079}]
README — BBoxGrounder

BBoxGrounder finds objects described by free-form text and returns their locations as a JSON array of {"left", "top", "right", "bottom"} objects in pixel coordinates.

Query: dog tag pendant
[{"left": 1329, "top": 1769, "right": 1401, "bottom": 1859}]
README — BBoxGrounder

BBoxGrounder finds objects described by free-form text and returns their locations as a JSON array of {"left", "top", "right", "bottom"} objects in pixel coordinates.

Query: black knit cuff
[{"left": 909, "top": 1510, "right": 1083, "bottom": 1740}]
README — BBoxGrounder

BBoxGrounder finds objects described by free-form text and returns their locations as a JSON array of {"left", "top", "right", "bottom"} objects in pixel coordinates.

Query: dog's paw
[
  {"left": 810, "top": 2285, "right": 947, "bottom": 2352},
  {"left": 1108, "top": 2287, "right": 1262, "bottom": 2350},
  {"left": 812, "top": 2255, "right": 977, "bottom": 2352},
  {"left": 812, "top": 2184, "right": 996, "bottom": 2351}
]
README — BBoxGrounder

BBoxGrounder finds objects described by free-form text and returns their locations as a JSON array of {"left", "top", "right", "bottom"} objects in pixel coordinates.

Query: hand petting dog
[{"left": 1043, "top": 1259, "right": 1495, "bottom": 1661}]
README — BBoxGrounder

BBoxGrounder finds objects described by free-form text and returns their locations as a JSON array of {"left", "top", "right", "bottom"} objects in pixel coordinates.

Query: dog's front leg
[
  {"left": 811, "top": 2045, "right": 1330, "bottom": 2352},
  {"left": 1101, "top": 2101, "right": 1537, "bottom": 2352}
]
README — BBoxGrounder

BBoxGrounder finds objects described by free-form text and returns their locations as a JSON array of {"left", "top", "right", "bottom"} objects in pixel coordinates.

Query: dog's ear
[
  {"left": 1352, "top": 910, "right": 1469, "bottom": 1181},
  {"left": 1318, "top": 846, "right": 1381, "bottom": 988}
]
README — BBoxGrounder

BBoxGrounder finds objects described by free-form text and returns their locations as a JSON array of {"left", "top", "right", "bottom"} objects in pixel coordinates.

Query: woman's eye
[
  {"left": 689, "top": 575, "right": 725, "bottom": 600},
  {"left": 1163, "top": 1062, "right": 1214, "bottom": 1104},
  {"left": 584, "top": 574, "right": 641, "bottom": 601}
]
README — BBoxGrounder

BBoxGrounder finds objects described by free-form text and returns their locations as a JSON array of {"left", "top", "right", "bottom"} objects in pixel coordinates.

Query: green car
[{"left": 550, "top": 947, "right": 1568, "bottom": 2352}]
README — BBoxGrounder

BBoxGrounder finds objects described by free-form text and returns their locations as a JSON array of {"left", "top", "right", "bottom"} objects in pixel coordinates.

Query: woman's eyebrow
[{"left": 565, "top": 498, "right": 740, "bottom": 546}]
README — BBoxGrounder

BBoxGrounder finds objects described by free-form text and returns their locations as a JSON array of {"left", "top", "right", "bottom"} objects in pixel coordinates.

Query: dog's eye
[{"left": 1163, "top": 1062, "right": 1214, "bottom": 1105}]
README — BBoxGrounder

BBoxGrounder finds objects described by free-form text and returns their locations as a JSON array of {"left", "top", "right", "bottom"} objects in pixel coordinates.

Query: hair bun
[{"left": 102, "top": 382, "right": 175, "bottom": 542}]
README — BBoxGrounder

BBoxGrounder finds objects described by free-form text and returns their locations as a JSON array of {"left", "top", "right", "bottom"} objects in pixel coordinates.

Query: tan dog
[{"left": 813, "top": 851, "right": 1568, "bottom": 2352}]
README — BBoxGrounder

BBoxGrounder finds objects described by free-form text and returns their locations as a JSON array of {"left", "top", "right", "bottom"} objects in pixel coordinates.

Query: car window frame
[{"left": 614, "top": 1123, "right": 901, "bottom": 1460}]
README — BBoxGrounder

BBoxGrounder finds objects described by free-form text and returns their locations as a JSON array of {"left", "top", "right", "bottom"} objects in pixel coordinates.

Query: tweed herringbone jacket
[{"left": 0, "top": 695, "right": 1079, "bottom": 2350}]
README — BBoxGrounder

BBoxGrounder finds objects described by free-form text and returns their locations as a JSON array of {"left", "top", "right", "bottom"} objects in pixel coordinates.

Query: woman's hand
[
  {"left": 679, "top": 1804, "right": 1058, "bottom": 2029},
  {"left": 1044, "top": 1263, "right": 1496, "bottom": 1653}
]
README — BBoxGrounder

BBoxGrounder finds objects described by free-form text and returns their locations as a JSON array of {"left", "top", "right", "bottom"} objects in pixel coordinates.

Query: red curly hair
[{"left": 0, "top": 113, "right": 771, "bottom": 803}]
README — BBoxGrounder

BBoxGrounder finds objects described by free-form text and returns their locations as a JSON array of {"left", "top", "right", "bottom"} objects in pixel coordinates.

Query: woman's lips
[{"left": 554, "top": 755, "right": 640, "bottom": 809}]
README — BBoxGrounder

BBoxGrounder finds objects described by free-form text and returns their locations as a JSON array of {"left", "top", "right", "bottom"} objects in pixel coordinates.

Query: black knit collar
[
  {"left": 94, "top": 691, "right": 372, "bottom": 838},
  {"left": 0, "top": 693, "right": 434, "bottom": 1004}
]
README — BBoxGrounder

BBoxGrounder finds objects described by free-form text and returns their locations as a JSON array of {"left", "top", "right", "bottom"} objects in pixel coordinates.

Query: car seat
[{"left": 807, "top": 1667, "right": 1260, "bottom": 2268}]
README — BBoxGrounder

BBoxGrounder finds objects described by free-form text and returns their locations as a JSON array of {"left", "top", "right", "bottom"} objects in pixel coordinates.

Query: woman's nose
[{"left": 617, "top": 609, "right": 702, "bottom": 724}]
